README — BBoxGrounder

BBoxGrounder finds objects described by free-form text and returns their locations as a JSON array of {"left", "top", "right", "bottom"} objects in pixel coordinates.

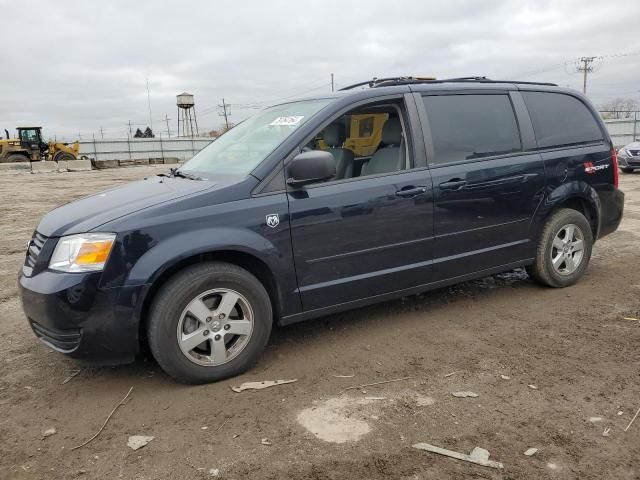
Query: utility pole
[
  {"left": 164, "top": 114, "right": 171, "bottom": 137},
  {"left": 146, "top": 78, "right": 153, "bottom": 130},
  {"left": 576, "top": 57, "right": 596, "bottom": 94},
  {"left": 331, "top": 73, "right": 334, "bottom": 92},
  {"left": 128, "top": 120, "right": 133, "bottom": 138},
  {"left": 99, "top": 127, "right": 104, "bottom": 139},
  {"left": 218, "top": 98, "right": 230, "bottom": 129}
]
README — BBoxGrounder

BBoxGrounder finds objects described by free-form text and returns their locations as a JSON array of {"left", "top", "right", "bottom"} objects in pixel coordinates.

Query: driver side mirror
[{"left": 286, "top": 150, "right": 336, "bottom": 187}]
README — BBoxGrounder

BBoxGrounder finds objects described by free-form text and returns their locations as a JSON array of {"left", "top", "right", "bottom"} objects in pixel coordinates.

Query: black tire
[
  {"left": 620, "top": 167, "right": 634, "bottom": 173},
  {"left": 54, "top": 152, "right": 76, "bottom": 162},
  {"left": 147, "top": 262, "right": 272, "bottom": 384},
  {"left": 526, "top": 208, "right": 593, "bottom": 288},
  {"left": 4, "top": 154, "right": 29, "bottom": 163}
]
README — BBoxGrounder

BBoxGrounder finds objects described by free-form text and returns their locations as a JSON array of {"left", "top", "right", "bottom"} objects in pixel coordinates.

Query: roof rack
[{"left": 339, "top": 76, "right": 557, "bottom": 90}]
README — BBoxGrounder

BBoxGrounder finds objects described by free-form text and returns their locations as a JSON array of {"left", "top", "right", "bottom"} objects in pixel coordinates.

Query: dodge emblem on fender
[{"left": 266, "top": 214, "right": 280, "bottom": 228}]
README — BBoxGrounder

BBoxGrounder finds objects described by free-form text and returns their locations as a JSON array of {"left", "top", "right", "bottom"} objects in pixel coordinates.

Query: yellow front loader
[{"left": 0, "top": 127, "right": 79, "bottom": 163}]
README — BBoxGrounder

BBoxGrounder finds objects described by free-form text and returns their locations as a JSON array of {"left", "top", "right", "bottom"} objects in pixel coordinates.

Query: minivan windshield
[{"left": 179, "top": 98, "right": 332, "bottom": 178}]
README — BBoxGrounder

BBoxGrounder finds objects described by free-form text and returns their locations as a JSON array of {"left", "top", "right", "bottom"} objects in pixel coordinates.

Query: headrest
[
  {"left": 381, "top": 118, "right": 402, "bottom": 145},
  {"left": 323, "top": 123, "right": 346, "bottom": 147}
]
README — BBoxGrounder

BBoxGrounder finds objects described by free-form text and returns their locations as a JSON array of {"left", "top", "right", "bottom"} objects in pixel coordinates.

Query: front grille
[
  {"left": 629, "top": 150, "right": 640, "bottom": 157},
  {"left": 25, "top": 231, "right": 47, "bottom": 268},
  {"left": 30, "top": 320, "right": 81, "bottom": 353}
]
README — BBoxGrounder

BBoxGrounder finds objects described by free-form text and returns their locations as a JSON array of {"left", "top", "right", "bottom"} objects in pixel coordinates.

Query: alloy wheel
[
  {"left": 176, "top": 288, "right": 254, "bottom": 366},
  {"left": 550, "top": 223, "right": 585, "bottom": 276}
]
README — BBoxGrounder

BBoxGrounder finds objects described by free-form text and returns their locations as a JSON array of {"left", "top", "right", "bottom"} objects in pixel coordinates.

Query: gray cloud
[{"left": 1, "top": 0, "right": 638, "bottom": 140}]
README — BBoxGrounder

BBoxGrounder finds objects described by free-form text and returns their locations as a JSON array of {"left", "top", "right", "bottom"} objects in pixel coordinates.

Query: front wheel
[
  {"left": 147, "top": 262, "right": 272, "bottom": 384},
  {"left": 526, "top": 208, "right": 593, "bottom": 288},
  {"left": 54, "top": 152, "right": 76, "bottom": 162},
  {"left": 620, "top": 167, "right": 634, "bottom": 173}
]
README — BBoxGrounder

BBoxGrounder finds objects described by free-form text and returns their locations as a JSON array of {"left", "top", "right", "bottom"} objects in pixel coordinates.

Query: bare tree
[
  {"left": 205, "top": 123, "right": 236, "bottom": 138},
  {"left": 600, "top": 98, "right": 639, "bottom": 119}
]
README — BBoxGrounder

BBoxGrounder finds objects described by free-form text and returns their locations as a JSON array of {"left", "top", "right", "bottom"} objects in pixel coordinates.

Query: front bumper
[
  {"left": 618, "top": 155, "right": 640, "bottom": 168},
  {"left": 19, "top": 270, "right": 148, "bottom": 365}
]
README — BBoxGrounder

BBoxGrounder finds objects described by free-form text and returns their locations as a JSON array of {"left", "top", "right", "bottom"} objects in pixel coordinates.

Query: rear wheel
[
  {"left": 526, "top": 208, "right": 593, "bottom": 288},
  {"left": 147, "top": 262, "right": 272, "bottom": 384}
]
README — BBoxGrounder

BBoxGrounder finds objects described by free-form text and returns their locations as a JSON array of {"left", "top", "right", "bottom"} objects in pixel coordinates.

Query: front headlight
[{"left": 49, "top": 233, "right": 116, "bottom": 272}]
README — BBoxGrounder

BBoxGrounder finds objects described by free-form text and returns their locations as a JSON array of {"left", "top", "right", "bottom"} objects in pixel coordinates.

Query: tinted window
[
  {"left": 423, "top": 94, "right": 521, "bottom": 165},
  {"left": 522, "top": 92, "right": 603, "bottom": 148}
]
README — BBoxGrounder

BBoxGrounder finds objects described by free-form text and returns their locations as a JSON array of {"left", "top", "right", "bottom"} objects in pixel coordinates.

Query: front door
[{"left": 287, "top": 98, "right": 434, "bottom": 312}]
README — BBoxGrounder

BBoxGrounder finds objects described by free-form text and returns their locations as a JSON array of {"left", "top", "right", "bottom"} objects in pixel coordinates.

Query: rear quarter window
[{"left": 522, "top": 92, "right": 604, "bottom": 149}]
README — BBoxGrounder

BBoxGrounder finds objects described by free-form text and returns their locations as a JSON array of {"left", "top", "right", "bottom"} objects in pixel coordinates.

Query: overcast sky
[{"left": 1, "top": 0, "right": 638, "bottom": 140}]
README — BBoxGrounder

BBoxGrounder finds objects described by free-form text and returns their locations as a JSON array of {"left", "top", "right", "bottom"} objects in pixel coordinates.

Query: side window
[
  {"left": 299, "top": 100, "right": 411, "bottom": 184},
  {"left": 423, "top": 94, "right": 522, "bottom": 165},
  {"left": 522, "top": 92, "right": 604, "bottom": 149},
  {"left": 259, "top": 166, "right": 285, "bottom": 193}
]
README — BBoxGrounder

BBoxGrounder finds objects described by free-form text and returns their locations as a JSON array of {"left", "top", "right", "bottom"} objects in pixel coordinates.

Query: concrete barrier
[
  {"left": 0, "top": 162, "right": 31, "bottom": 174},
  {"left": 1, "top": 157, "right": 177, "bottom": 175},
  {"left": 64, "top": 160, "right": 92, "bottom": 172},
  {"left": 94, "top": 159, "right": 120, "bottom": 169},
  {"left": 31, "top": 162, "right": 58, "bottom": 174}
]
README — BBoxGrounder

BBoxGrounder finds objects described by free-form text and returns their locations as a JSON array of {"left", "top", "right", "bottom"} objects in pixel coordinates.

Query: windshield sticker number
[{"left": 269, "top": 116, "right": 304, "bottom": 126}]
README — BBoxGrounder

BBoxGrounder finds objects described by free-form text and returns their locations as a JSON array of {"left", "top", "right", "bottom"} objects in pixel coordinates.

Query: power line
[
  {"left": 601, "top": 50, "right": 640, "bottom": 59},
  {"left": 511, "top": 50, "right": 640, "bottom": 80}
]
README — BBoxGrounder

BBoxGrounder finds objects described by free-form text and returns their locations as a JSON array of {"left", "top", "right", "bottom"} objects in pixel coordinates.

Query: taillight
[{"left": 612, "top": 148, "right": 619, "bottom": 188}]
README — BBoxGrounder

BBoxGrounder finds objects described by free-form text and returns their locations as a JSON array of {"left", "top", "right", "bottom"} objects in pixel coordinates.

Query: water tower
[{"left": 176, "top": 92, "right": 199, "bottom": 137}]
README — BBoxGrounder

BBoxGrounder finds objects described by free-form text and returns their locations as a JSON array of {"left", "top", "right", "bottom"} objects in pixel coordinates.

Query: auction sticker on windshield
[{"left": 270, "top": 116, "right": 304, "bottom": 126}]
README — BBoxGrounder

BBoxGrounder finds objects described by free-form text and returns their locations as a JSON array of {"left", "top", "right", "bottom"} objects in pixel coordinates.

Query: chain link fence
[{"left": 600, "top": 111, "right": 639, "bottom": 147}]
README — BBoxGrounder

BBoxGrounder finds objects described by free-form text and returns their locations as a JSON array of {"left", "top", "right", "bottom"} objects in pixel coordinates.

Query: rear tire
[
  {"left": 526, "top": 208, "right": 593, "bottom": 288},
  {"left": 147, "top": 262, "right": 272, "bottom": 384}
]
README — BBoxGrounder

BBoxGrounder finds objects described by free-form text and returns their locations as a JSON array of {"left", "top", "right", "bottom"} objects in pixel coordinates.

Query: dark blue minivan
[{"left": 19, "top": 77, "right": 624, "bottom": 383}]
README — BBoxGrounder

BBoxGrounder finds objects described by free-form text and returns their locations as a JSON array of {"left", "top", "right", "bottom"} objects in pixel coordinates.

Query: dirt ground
[{"left": 1, "top": 165, "right": 639, "bottom": 480}]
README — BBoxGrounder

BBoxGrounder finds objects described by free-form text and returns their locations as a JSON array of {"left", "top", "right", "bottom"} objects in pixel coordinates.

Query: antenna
[{"left": 146, "top": 78, "right": 153, "bottom": 131}]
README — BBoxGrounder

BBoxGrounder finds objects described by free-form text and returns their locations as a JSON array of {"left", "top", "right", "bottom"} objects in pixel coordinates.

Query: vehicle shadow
[{"left": 75, "top": 268, "right": 536, "bottom": 387}]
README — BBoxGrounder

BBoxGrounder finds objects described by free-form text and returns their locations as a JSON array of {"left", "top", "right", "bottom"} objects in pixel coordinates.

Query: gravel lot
[{"left": 1, "top": 166, "right": 639, "bottom": 480}]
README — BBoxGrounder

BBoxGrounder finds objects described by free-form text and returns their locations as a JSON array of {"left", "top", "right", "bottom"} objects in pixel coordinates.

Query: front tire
[
  {"left": 147, "top": 262, "right": 272, "bottom": 384},
  {"left": 54, "top": 152, "right": 76, "bottom": 162},
  {"left": 526, "top": 208, "right": 593, "bottom": 288},
  {"left": 620, "top": 167, "right": 634, "bottom": 173}
]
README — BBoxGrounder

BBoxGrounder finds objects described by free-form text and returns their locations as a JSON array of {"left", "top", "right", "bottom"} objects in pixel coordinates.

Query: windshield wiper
[{"left": 169, "top": 168, "right": 202, "bottom": 180}]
